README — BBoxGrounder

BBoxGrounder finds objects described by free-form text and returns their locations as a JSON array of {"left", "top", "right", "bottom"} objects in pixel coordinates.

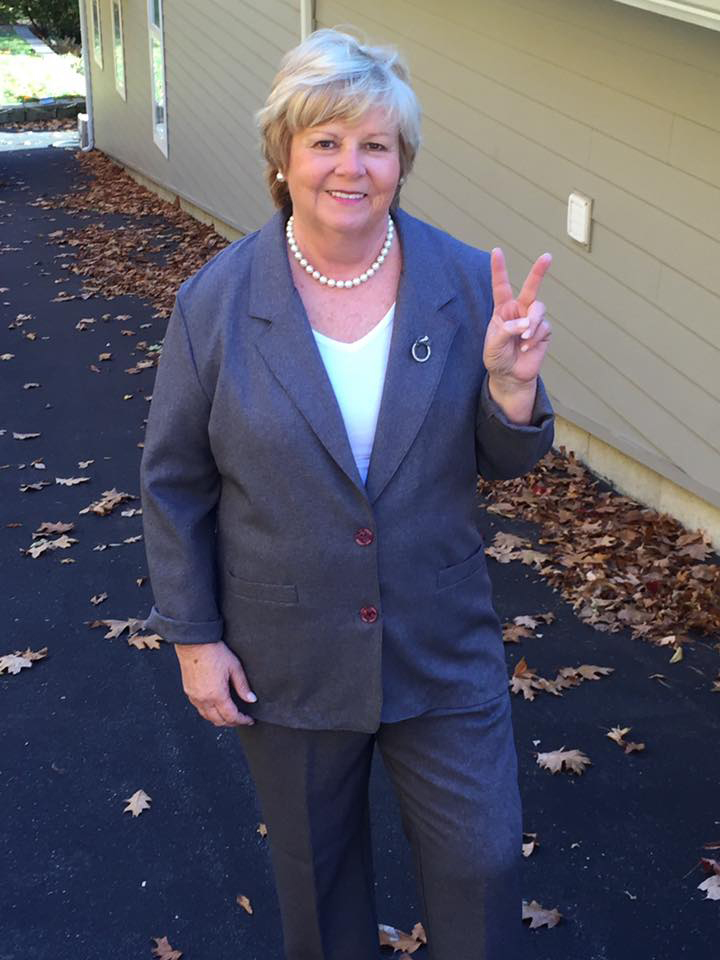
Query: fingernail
[
  {"left": 520, "top": 344, "right": 529, "bottom": 352},
  {"left": 521, "top": 329, "right": 532, "bottom": 339},
  {"left": 246, "top": 692, "right": 257, "bottom": 702},
  {"left": 518, "top": 317, "right": 529, "bottom": 328}
]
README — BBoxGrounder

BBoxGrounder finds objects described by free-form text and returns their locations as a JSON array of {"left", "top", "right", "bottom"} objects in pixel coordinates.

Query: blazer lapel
[
  {"left": 251, "top": 209, "right": 366, "bottom": 491},
  {"left": 364, "top": 209, "right": 459, "bottom": 503},
  {"left": 249, "top": 207, "right": 459, "bottom": 503}
]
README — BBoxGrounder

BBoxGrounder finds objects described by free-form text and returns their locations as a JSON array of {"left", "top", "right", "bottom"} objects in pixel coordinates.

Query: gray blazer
[{"left": 139, "top": 207, "right": 554, "bottom": 733}]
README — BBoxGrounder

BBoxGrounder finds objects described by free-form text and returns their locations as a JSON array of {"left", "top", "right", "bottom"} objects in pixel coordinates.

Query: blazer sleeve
[
  {"left": 475, "top": 373, "right": 554, "bottom": 481},
  {"left": 139, "top": 293, "right": 224, "bottom": 644},
  {"left": 474, "top": 251, "right": 555, "bottom": 481}
]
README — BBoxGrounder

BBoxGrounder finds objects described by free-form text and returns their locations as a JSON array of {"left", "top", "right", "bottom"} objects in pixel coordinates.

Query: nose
[{"left": 335, "top": 144, "right": 366, "bottom": 178}]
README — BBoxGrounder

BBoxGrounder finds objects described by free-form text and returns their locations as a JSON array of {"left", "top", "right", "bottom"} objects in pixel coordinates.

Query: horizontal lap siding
[
  {"left": 90, "top": 0, "right": 299, "bottom": 233},
  {"left": 317, "top": 0, "right": 720, "bottom": 506}
]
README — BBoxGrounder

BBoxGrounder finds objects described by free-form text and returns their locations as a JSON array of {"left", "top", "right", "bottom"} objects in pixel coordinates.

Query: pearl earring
[
  {"left": 276, "top": 171, "right": 285, "bottom": 182},
  {"left": 399, "top": 176, "right": 405, "bottom": 185}
]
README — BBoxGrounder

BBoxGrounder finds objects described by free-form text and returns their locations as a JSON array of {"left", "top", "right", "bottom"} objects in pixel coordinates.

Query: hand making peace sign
[{"left": 482, "top": 247, "right": 553, "bottom": 385}]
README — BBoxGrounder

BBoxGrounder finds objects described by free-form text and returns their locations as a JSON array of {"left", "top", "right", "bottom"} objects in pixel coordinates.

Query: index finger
[
  {"left": 490, "top": 247, "right": 514, "bottom": 311},
  {"left": 517, "top": 253, "right": 552, "bottom": 313}
]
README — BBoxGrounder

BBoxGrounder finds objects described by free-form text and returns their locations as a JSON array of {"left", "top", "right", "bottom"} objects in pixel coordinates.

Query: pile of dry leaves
[
  {"left": 2, "top": 118, "right": 78, "bottom": 132},
  {"left": 479, "top": 449, "right": 720, "bottom": 649},
  {"left": 32, "top": 150, "right": 229, "bottom": 321}
]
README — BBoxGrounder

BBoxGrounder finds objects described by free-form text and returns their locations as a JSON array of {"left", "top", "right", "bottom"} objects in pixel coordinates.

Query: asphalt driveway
[{"left": 1, "top": 139, "right": 718, "bottom": 960}]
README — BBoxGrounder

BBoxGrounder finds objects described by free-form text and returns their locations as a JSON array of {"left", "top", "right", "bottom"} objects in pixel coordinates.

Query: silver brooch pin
[{"left": 411, "top": 336, "right": 431, "bottom": 363}]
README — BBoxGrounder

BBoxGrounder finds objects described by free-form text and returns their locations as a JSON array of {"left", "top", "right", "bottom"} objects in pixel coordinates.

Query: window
[
  {"left": 111, "top": 0, "right": 126, "bottom": 100},
  {"left": 90, "top": 0, "right": 102, "bottom": 69},
  {"left": 147, "top": 0, "right": 168, "bottom": 156}
]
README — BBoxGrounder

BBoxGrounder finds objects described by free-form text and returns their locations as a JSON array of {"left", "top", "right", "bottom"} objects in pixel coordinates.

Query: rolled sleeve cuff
[
  {"left": 142, "top": 605, "right": 224, "bottom": 645},
  {"left": 476, "top": 375, "right": 555, "bottom": 481},
  {"left": 480, "top": 374, "right": 554, "bottom": 432}
]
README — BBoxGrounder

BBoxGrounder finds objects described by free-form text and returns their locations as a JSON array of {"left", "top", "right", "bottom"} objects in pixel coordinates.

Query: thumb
[{"left": 230, "top": 663, "right": 257, "bottom": 703}]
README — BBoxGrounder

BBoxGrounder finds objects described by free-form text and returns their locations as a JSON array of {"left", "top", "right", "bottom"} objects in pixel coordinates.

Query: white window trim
[
  {"left": 147, "top": 0, "right": 169, "bottom": 158},
  {"left": 612, "top": 0, "right": 720, "bottom": 31},
  {"left": 111, "top": 0, "right": 126, "bottom": 101},
  {"left": 90, "top": 0, "right": 103, "bottom": 69}
]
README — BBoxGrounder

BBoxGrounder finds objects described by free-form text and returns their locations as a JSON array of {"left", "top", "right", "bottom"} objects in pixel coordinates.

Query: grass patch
[
  {"left": 0, "top": 50, "right": 84, "bottom": 104},
  {"left": 0, "top": 26, "right": 38, "bottom": 55}
]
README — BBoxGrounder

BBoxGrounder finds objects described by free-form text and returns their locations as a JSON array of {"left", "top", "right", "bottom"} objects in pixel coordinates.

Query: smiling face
[{"left": 284, "top": 105, "right": 401, "bottom": 240}]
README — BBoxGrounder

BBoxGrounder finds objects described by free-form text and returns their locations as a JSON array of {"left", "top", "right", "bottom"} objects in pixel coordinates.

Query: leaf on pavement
[
  {"left": 150, "top": 936, "right": 182, "bottom": 959},
  {"left": 510, "top": 658, "right": 613, "bottom": 701},
  {"left": 256, "top": 822, "right": 268, "bottom": 838},
  {"left": 522, "top": 899, "right": 562, "bottom": 929},
  {"left": 78, "top": 487, "right": 137, "bottom": 516},
  {"left": 56, "top": 476, "right": 91, "bottom": 486},
  {"left": 378, "top": 922, "right": 426, "bottom": 953},
  {"left": 698, "top": 858, "right": 720, "bottom": 900},
  {"left": 88, "top": 617, "right": 147, "bottom": 639},
  {"left": 19, "top": 481, "right": 52, "bottom": 492},
  {"left": 0, "top": 646, "right": 48, "bottom": 675},
  {"left": 485, "top": 532, "right": 531, "bottom": 564},
  {"left": 128, "top": 633, "right": 162, "bottom": 650},
  {"left": 536, "top": 746, "right": 591, "bottom": 775},
  {"left": 124, "top": 789, "right": 151, "bottom": 817},
  {"left": 515, "top": 613, "right": 555, "bottom": 629},
  {"left": 606, "top": 726, "right": 645, "bottom": 754},
  {"left": 503, "top": 623, "right": 534, "bottom": 644},
  {"left": 522, "top": 832, "right": 539, "bottom": 857},
  {"left": 25, "top": 533, "right": 78, "bottom": 558},
  {"left": 34, "top": 521, "right": 75, "bottom": 536},
  {"left": 236, "top": 894, "right": 253, "bottom": 914}
]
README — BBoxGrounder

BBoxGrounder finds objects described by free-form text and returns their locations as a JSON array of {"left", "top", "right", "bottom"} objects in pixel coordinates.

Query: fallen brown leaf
[
  {"left": 536, "top": 747, "right": 591, "bottom": 775},
  {"left": 150, "top": 935, "right": 182, "bottom": 959},
  {"left": 522, "top": 899, "right": 562, "bottom": 928},
  {"left": 236, "top": 894, "right": 253, "bottom": 914},
  {"left": 0, "top": 646, "right": 48, "bottom": 675},
  {"left": 123, "top": 789, "right": 151, "bottom": 816},
  {"left": 378, "top": 922, "right": 426, "bottom": 953}
]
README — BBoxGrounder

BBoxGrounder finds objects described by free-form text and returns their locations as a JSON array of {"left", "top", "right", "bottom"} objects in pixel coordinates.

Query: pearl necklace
[{"left": 286, "top": 214, "right": 394, "bottom": 288}]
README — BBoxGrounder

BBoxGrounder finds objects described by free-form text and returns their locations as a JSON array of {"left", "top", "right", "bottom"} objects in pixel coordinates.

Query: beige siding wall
[
  {"left": 88, "top": 0, "right": 300, "bottom": 233},
  {"left": 316, "top": 0, "right": 720, "bottom": 509}
]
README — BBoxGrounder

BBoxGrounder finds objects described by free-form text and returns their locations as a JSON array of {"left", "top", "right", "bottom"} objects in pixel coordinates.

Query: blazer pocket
[
  {"left": 437, "top": 542, "right": 486, "bottom": 590},
  {"left": 224, "top": 569, "right": 298, "bottom": 604}
]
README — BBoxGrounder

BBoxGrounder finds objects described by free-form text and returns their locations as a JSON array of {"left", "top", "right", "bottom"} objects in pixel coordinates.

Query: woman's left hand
[{"left": 482, "top": 247, "right": 553, "bottom": 385}]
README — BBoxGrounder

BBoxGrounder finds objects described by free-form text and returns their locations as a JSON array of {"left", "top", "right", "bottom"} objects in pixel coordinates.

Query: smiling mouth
[{"left": 327, "top": 190, "right": 367, "bottom": 200}]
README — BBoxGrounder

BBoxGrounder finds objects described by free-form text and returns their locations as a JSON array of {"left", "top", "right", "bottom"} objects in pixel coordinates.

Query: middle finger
[{"left": 517, "top": 253, "right": 552, "bottom": 313}]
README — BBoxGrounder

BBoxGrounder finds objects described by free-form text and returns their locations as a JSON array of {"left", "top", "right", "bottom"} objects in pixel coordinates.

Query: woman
[{"left": 140, "top": 27, "right": 554, "bottom": 960}]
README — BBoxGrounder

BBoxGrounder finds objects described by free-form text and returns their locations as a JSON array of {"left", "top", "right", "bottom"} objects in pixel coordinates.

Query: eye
[
  {"left": 365, "top": 142, "right": 388, "bottom": 151},
  {"left": 313, "top": 139, "right": 336, "bottom": 149}
]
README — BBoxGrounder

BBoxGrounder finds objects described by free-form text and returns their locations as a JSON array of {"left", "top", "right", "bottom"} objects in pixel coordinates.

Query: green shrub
[{"left": 0, "top": 2, "right": 81, "bottom": 45}]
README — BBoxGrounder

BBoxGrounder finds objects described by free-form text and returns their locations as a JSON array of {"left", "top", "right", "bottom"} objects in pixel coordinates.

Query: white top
[{"left": 311, "top": 302, "right": 395, "bottom": 485}]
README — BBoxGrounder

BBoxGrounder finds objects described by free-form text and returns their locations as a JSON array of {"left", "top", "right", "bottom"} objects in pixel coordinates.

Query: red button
[
  {"left": 354, "top": 527, "right": 374, "bottom": 546},
  {"left": 360, "top": 605, "right": 378, "bottom": 623}
]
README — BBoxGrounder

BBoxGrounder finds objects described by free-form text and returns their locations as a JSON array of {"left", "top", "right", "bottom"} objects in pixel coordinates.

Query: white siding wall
[
  {"left": 315, "top": 0, "right": 720, "bottom": 508},
  {"left": 89, "top": 0, "right": 300, "bottom": 232}
]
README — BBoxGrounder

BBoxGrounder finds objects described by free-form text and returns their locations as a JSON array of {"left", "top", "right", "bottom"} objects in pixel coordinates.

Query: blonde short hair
[{"left": 256, "top": 27, "right": 422, "bottom": 209}]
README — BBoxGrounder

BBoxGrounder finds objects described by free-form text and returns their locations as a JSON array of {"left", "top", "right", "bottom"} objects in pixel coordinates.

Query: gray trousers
[{"left": 235, "top": 690, "right": 523, "bottom": 960}]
